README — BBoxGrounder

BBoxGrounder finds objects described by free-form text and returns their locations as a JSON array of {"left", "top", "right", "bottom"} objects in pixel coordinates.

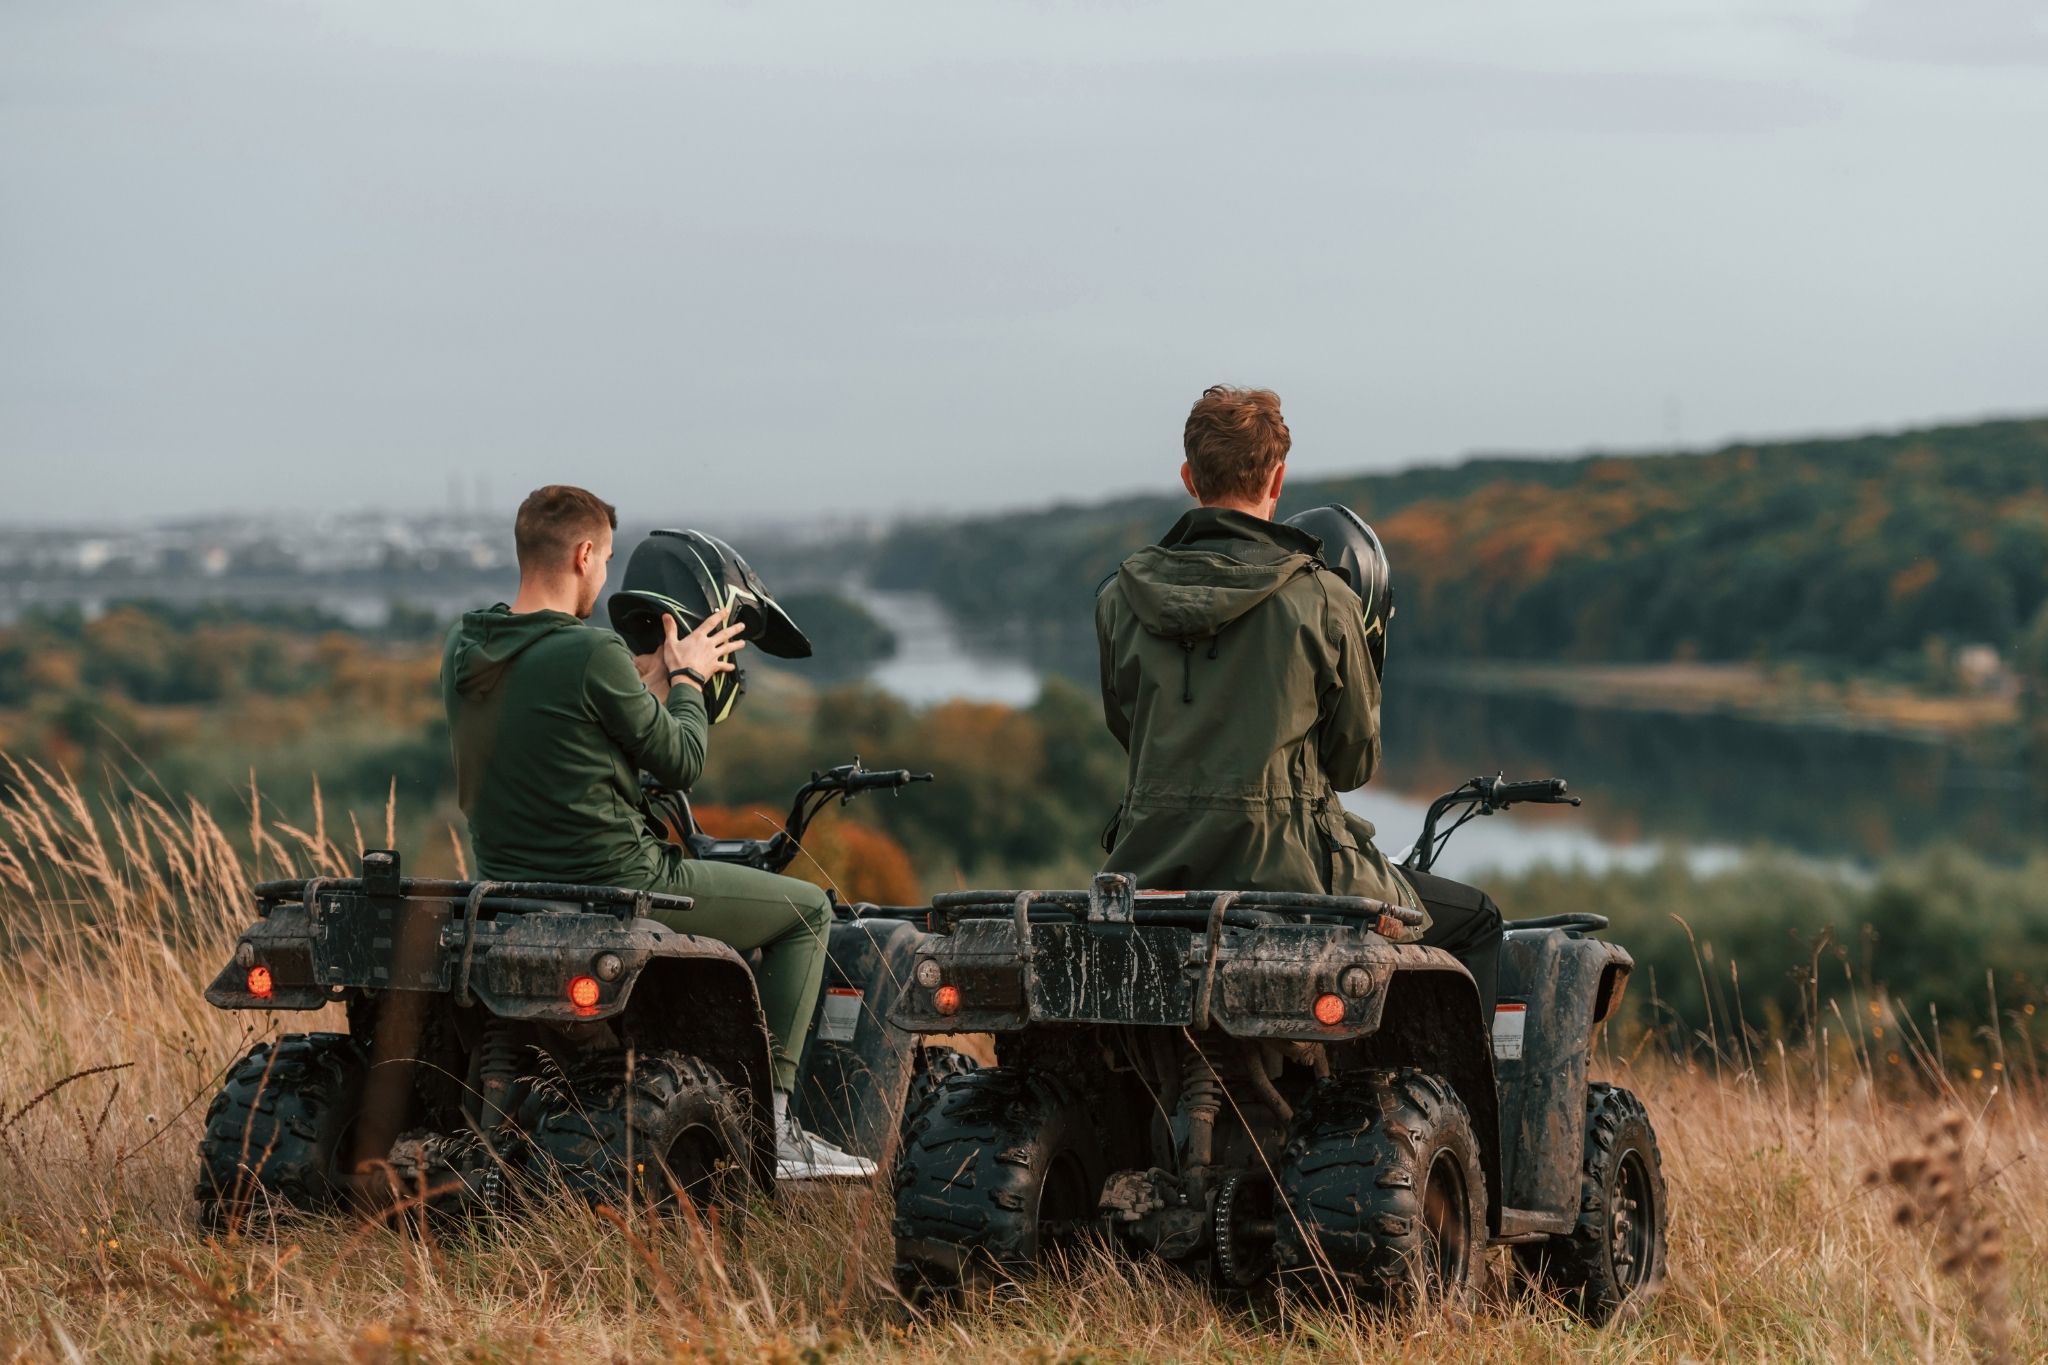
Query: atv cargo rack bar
[
  {"left": 931, "top": 879, "right": 1425, "bottom": 933},
  {"left": 252, "top": 874, "right": 693, "bottom": 921}
]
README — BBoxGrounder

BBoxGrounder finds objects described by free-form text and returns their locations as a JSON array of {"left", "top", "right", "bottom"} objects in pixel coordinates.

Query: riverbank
[{"left": 1418, "top": 660, "right": 2019, "bottom": 740}]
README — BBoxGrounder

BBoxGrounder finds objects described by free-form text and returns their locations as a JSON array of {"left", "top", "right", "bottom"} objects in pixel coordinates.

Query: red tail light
[
  {"left": 246, "top": 965, "right": 274, "bottom": 999},
  {"left": 568, "top": 975, "right": 601, "bottom": 1010},
  {"left": 1312, "top": 993, "right": 1345, "bottom": 1026},
  {"left": 933, "top": 984, "right": 962, "bottom": 1016}
]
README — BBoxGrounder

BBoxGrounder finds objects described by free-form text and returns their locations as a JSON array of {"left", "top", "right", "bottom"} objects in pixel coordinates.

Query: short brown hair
[
  {"left": 514, "top": 484, "right": 617, "bottom": 571},
  {"left": 1182, "top": 385, "right": 1290, "bottom": 503}
]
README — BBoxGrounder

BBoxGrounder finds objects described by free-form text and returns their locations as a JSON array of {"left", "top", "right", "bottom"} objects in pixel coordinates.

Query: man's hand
[{"left": 640, "top": 607, "right": 747, "bottom": 702}]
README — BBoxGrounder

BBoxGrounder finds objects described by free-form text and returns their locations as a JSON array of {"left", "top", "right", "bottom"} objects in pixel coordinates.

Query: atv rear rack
[
  {"left": 931, "top": 876, "right": 1425, "bottom": 934},
  {"left": 252, "top": 871, "right": 693, "bottom": 921},
  {"left": 250, "top": 852, "right": 697, "bottom": 1010}
]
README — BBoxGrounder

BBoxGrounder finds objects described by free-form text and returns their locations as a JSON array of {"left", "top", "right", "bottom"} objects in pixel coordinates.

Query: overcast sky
[{"left": 3, "top": 0, "right": 2044, "bottom": 526}]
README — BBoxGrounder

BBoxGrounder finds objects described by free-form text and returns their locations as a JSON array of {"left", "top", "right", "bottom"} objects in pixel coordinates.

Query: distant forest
[{"left": 867, "top": 417, "right": 2048, "bottom": 669}]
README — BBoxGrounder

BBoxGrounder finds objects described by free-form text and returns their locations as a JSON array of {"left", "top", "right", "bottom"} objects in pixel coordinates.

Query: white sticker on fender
[
  {"left": 1492, "top": 1002, "right": 1527, "bottom": 1061},
  {"left": 820, "top": 987, "right": 863, "bottom": 1042}
]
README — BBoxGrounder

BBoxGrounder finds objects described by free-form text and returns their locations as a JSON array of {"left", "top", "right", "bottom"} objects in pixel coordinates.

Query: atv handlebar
[
  {"left": 643, "top": 758, "right": 934, "bottom": 877},
  {"left": 1487, "top": 776, "right": 1575, "bottom": 807},
  {"left": 830, "top": 767, "right": 933, "bottom": 796},
  {"left": 1404, "top": 773, "right": 1582, "bottom": 875},
  {"left": 781, "top": 762, "right": 933, "bottom": 842}
]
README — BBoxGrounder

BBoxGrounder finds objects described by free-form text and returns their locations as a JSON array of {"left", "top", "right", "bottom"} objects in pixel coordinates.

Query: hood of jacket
[
  {"left": 444, "top": 604, "right": 583, "bottom": 698},
  {"left": 1113, "top": 507, "right": 1322, "bottom": 640}
]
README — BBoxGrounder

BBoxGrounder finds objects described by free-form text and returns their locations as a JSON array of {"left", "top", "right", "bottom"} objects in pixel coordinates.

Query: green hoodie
[
  {"left": 441, "top": 604, "right": 709, "bottom": 885},
  {"left": 1095, "top": 508, "right": 1416, "bottom": 914}
]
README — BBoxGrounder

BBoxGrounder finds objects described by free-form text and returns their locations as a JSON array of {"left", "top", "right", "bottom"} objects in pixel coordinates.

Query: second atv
[
  {"left": 890, "top": 775, "right": 1667, "bottom": 1323},
  {"left": 194, "top": 761, "right": 949, "bottom": 1228}
]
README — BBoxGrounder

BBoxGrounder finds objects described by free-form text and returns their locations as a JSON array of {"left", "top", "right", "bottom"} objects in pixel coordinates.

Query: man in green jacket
[
  {"left": 441, "top": 484, "right": 873, "bottom": 1179},
  {"left": 1097, "top": 386, "right": 1501, "bottom": 1011}
]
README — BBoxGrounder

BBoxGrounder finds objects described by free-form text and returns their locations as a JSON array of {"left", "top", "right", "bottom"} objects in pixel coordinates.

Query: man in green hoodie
[
  {"left": 441, "top": 484, "right": 874, "bottom": 1179},
  {"left": 1096, "top": 387, "right": 1502, "bottom": 1012}
]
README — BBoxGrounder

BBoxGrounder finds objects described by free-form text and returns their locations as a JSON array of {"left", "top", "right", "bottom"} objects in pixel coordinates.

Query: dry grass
[{"left": 1, "top": 759, "right": 2043, "bottom": 1363}]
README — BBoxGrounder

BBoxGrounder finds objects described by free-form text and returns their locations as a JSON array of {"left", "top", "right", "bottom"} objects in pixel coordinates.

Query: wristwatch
[{"left": 667, "top": 666, "right": 711, "bottom": 691}]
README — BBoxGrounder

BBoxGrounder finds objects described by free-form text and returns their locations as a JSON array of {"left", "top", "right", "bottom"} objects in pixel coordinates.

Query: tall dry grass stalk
[
  {"left": 0, "top": 758, "right": 2042, "bottom": 1361},
  {"left": 1874, "top": 1111, "right": 2017, "bottom": 1363}
]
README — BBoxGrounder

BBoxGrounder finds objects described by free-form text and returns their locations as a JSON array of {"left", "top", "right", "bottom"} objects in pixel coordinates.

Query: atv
[
  {"left": 889, "top": 775, "right": 1667, "bottom": 1324},
  {"left": 194, "top": 760, "right": 954, "bottom": 1228}
]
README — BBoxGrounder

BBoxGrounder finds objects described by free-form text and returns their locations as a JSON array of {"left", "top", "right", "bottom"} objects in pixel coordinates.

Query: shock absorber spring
[
  {"left": 476, "top": 1019, "right": 520, "bottom": 1132},
  {"left": 1179, "top": 1043, "right": 1223, "bottom": 1179}
]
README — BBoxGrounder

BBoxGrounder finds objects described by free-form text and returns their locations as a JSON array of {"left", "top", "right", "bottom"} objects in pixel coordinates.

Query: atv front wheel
[
  {"left": 1276, "top": 1068, "right": 1487, "bottom": 1311},
  {"left": 194, "top": 1033, "right": 367, "bottom": 1231},
  {"left": 1514, "top": 1082, "right": 1667, "bottom": 1324},
  {"left": 525, "top": 1049, "right": 753, "bottom": 1211},
  {"left": 891, "top": 1066, "right": 1104, "bottom": 1304}
]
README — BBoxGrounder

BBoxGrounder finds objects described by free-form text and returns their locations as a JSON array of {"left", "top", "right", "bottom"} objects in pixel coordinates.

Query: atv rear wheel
[
  {"left": 891, "top": 1066, "right": 1104, "bottom": 1304},
  {"left": 525, "top": 1049, "right": 753, "bottom": 1212},
  {"left": 194, "top": 1033, "right": 367, "bottom": 1231},
  {"left": 901, "top": 1044, "right": 980, "bottom": 1128},
  {"left": 1514, "top": 1083, "right": 1667, "bottom": 1324},
  {"left": 1276, "top": 1069, "right": 1487, "bottom": 1311}
]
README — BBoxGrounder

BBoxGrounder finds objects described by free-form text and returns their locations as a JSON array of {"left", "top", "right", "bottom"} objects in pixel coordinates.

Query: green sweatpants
[{"left": 639, "top": 851, "right": 833, "bottom": 1092}]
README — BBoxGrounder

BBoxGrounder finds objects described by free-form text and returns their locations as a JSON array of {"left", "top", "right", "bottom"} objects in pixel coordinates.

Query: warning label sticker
[
  {"left": 1492, "top": 1002, "right": 1527, "bottom": 1061},
  {"left": 820, "top": 987, "right": 863, "bottom": 1042}
]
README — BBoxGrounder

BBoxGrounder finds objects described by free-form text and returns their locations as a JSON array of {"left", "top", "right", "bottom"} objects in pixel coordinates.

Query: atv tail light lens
[
  {"left": 246, "top": 965, "right": 274, "bottom": 999},
  {"left": 913, "top": 958, "right": 943, "bottom": 989},
  {"left": 1312, "top": 993, "right": 1345, "bottom": 1026},
  {"left": 933, "top": 984, "right": 962, "bottom": 1016},
  {"left": 568, "top": 975, "right": 602, "bottom": 1010},
  {"left": 593, "top": 952, "right": 624, "bottom": 982}
]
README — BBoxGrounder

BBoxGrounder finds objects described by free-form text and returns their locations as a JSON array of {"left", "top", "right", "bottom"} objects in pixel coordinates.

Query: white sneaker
[{"left": 773, "top": 1090, "right": 878, "bottom": 1181}]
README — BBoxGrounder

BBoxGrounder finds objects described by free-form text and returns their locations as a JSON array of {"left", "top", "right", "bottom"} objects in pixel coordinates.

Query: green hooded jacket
[
  {"left": 1096, "top": 508, "right": 1417, "bottom": 913},
  {"left": 441, "top": 605, "right": 709, "bottom": 885}
]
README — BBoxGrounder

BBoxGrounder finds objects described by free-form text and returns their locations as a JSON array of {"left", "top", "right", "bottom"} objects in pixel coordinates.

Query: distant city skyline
[{"left": 5, "top": 1, "right": 2046, "bottom": 523}]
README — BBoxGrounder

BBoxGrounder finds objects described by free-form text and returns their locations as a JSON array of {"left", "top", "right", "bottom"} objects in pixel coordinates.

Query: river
[{"left": 841, "top": 590, "right": 2043, "bottom": 879}]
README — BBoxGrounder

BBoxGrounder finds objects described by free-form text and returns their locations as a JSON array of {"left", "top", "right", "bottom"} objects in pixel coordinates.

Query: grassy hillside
[
  {"left": 1, "top": 767, "right": 2040, "bottom": 1361},
  {"left": 871, "top": 417, "right": 2048, "bottom": 669}
]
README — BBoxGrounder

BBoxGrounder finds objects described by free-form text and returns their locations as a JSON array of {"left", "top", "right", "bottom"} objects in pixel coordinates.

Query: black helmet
[
  {"left": 605, "top": 529, "right": 812, "bottom": 724},
  {"left": 1285, "top": 504, "right": 1394, "bottom": 676}
]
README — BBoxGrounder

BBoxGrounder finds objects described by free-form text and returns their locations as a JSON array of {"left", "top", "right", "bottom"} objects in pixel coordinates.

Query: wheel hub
[{"left": 1610, "top": 1148, "right": 1653, "bottom": 1287}]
